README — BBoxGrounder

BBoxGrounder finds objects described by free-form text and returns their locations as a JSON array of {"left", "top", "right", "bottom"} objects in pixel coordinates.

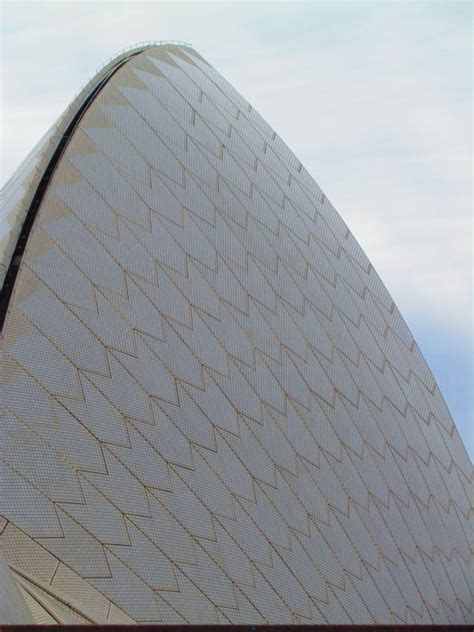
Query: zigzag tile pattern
[{"left": 1, "top": 44, "right": 472, "bottom": 624}]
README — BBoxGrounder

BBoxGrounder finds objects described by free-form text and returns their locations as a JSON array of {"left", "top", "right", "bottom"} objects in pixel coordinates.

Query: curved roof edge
[{"left": 0, "top": 41, "right": 194, "bottom": 329}]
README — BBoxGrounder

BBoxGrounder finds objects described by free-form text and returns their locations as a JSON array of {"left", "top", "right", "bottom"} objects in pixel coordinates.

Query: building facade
[{"left": 0, "top": 43, "right": 472, "bottom": 624}]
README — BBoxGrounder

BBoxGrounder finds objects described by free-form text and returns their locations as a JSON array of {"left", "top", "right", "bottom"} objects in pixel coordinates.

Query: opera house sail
[{"left": 0, "top": 43, "right": 472, "bottom": 624}]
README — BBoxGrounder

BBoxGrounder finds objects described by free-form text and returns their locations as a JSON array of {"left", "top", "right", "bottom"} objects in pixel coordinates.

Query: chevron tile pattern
[{"left": 0, "top": 44, "right": 472, "bottom": 624}]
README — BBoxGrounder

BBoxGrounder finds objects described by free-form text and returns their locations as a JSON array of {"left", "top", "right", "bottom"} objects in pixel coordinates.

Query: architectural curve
[
  {"left": 0, "top": 43, "right": 472, "bottom": 624},
  {"left": 1, "top": 42, "right": 191, "bottom": 326}
]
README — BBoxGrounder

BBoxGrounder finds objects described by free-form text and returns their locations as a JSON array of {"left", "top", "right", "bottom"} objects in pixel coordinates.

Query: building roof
[{"left": 0, "top": 43, "right": 472, "bottom": 624}]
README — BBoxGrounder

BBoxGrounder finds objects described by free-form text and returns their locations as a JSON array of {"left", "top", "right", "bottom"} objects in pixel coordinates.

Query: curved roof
[
  {"left": 1, "top": 121, "right": 58, "bottom": 287},
  {"left": 1, "top": 42, "right": 192, "bottom": 323},
  {"left": 0, "top": 43, "right": 472, "bottom": 624}
]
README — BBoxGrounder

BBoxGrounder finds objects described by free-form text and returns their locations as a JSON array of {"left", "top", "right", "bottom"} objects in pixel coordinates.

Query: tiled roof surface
[{"left": 1, "top": 44, "right": 472, "bottom": 624}]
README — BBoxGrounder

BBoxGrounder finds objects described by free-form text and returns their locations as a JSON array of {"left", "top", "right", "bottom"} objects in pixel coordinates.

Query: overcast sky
[{"left": 1, "top": 1, "right": 472, "bottom": 457}]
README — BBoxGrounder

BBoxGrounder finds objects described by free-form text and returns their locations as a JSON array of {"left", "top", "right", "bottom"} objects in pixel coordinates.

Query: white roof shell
[{"left": 0, "top": 43, "right": 472, "bottom": 624}]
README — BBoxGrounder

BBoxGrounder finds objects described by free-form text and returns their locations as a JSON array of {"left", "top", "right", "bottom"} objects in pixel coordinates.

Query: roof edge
[{"left": 0, "top": 41, "right": 193, "bottom": 330}]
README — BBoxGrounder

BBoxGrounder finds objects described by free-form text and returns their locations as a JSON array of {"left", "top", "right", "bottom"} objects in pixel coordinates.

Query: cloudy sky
[{"left": 1, "top": 1, "right": 472, "bottom": 457}]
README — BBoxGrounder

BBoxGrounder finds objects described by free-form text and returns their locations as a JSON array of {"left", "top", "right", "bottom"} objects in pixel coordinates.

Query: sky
[{"left": 1, "top": 1, "right": 472, "bottom": 458}]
